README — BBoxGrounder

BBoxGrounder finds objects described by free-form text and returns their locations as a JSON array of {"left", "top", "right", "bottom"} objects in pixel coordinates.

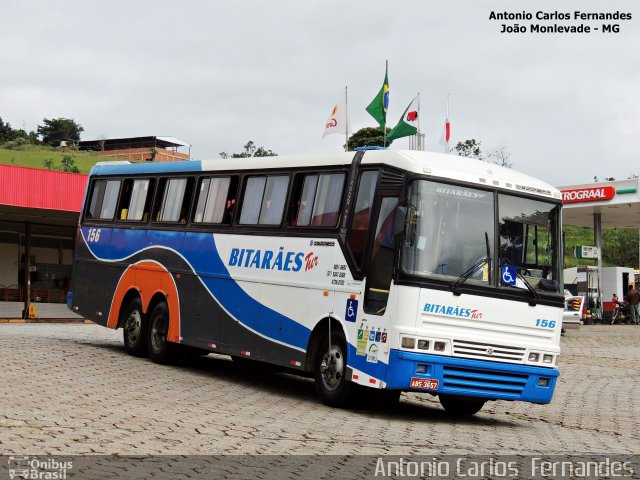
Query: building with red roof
[{"left": 0, "top": 164, "right": 88, "bottom": 306}]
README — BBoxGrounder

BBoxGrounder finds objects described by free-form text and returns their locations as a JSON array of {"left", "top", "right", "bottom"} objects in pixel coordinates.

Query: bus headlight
[
  {"left": 542, "top": 354, "right": 554, "bottom": 364},
  {"left": 434, "top": 341, "right": 446, "bottom": 352},
  {"left": 528, "top": 352, "right": 540, "bottom": 362},
  {"left": 417, "top": 339, "right": 429, "bottom": 350},
  {"left": 401, "top": 336, "right": 416, "bottom": 349}
]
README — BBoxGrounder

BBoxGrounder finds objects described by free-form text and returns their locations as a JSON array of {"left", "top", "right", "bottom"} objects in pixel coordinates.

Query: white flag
[{"left": 322, "top": 91, "right": 351, "bottom": 138}]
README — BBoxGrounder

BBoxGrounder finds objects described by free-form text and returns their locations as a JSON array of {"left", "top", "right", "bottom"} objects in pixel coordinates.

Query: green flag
[
  {"left": 386, "top": 94, "right": 420, "bottom": 142},
  {"left": 366, "top": 68, "right": 389, "bottom": 131}
]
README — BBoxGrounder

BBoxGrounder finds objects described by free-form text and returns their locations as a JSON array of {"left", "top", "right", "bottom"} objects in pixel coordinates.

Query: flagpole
[
  {"left": 417, "top": 93, "right": 422, "bottom": 151},
  {"left": 417, "top": 93, "right": 421, "bottom": 135},
  {"left": 345, "top": 85, "right": 349, "bottom": 152},
  {"left": 383, "top": 59, "right": 388, "bottom": 148},
  {"left": 445, "top": 93, "right": 450, "bottom": 153}
]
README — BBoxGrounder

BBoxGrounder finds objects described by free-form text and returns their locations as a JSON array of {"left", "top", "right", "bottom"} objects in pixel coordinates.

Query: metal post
[
  {"left": 594, "top": 212, "right": 602, "bottom": 319},
  {"left": 22, "top": 223, "right": 31, "bottom": 319},
  {"left": 345, "top": 86, "right": 349, "bottom": 152}
]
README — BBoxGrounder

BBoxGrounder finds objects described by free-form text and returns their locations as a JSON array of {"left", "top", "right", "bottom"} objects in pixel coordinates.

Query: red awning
[{"left": 0, "top": 164, "right": 88, "bottom": 212}]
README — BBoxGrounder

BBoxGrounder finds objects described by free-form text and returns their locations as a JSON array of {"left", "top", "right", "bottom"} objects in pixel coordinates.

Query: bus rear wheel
[
  {"left": 439, "top": 394, "right": 485, "bottom": 416},
  {"left": 122, "top": 298, "right": 147, "bottom": 357},
  {"left": 314, "top": 329, "right": 358, "bottom": 408},
  {"left": 147, "top": 301, "right": 176, "bottom": 364}
]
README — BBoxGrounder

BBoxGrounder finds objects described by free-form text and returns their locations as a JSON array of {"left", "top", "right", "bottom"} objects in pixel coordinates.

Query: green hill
[
  {"left": 0, "top": 144, "right": 102, "bottom": 174},
  {"left": 563, "top": 225, "right": 638, "bottom": 269}
]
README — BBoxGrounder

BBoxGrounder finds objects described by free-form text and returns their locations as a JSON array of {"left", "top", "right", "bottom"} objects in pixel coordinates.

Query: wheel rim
[
  {"left": 320, "top": 345, "right": 344, "bottom": 391},
  {"left": 150, "top": 313, "right": 168, "bottom": 353},
  {"left": 124, "top": 310, "right": 142, "bottom": 345}
]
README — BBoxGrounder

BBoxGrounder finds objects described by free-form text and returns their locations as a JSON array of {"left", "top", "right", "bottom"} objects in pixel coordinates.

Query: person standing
[{"left": 625, "top": 284, "right": 640, "bottom": 325}]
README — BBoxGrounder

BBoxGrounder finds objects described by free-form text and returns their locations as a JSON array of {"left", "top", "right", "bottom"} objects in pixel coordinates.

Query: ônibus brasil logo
[
  {"left": 229, "top": 247, "right": 318, "bottom": 272},
  {"left": 423, "top": 303, "right": 483, "bottom": 320}
]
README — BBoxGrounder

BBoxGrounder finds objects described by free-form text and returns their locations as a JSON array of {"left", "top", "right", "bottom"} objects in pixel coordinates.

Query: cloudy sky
[{"left": 1, "top": 0, "right": 638, "bottom": 186}]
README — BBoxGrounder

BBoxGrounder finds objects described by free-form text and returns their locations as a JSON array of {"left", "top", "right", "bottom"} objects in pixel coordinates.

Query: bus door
[
  {"left": 363, "top": 194, "right": 400, "bottom": 316},
  {"left": 356, "top": 170, "right": 403, "bottom": 372},
  {"left": 341, "top": 168, "right": 402, "bottom": 369},
  {"left": 362, "top": 169, "right": 404, "bottom": 317}
]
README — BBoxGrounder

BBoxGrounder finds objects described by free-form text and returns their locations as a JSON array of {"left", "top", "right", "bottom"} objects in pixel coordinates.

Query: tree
[
  {"left": 603, "top": 229, "right": 639, "bottom": 267},
  {"left": 219, "top": 140, "right": 277, "bottom": 159},
  {"left": 0, "top": 117, "right": 13, "bottom": 142},
  {"left": 454, "top": 138, "right": 513, "bottom": 168},
  {"left": 37, "top": 117, "right": 84, "bottom": 146},
  {"left": 486, "top": 144, "right": 513, "bottom": 168},
  {"left": 454, "top": 139, "right": 483, "bottom": 160},
  {"left": 345, "top": 127, "right": 393, "bottom": 151},
  {"left": 61, "top": 154, "right": 80, "bottom": 173}
]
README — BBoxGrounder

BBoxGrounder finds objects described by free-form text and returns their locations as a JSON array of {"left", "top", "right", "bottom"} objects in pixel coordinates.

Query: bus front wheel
[
  {"left": 439, "top": 394, "right": 485, "bottom": 416},
  {"left": 314, "top": 330, "right": 358, "bottom": 408},
  {"left": 122, "top": 298, "right": 147, "bottom": 357},
  {"left": 147, "top": 301, "right": 176, "bottom": 364}
]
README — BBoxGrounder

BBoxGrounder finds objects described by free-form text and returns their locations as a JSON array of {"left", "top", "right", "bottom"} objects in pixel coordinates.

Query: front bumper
[{"left": 385, "top": 349, "right": 559, "bottom": 404}]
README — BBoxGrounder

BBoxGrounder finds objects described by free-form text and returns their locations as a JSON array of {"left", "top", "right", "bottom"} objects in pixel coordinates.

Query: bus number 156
[{"left": 87, "top": 228, "right": 101, "bottom": 243}]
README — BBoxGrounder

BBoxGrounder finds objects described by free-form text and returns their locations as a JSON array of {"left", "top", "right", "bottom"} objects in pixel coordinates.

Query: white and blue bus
[{"left": 69, "top": 149, "right": 563, "bottom": 415}]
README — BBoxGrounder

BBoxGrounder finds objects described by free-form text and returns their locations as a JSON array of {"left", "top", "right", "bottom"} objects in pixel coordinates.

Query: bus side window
[
  {"left": 259, "top": 176, "right": 289, "bottom": 225},
  {"left": 290, "top": 172, "right": 345, "bottom": 227},
  {"left": 239, "top": 175, "right": 289, "bottom": 226},
  {"left": 115, "top": 179, "right": 153, "bottom": 222},
  {"left": 153, "top": 178, "right": 195, "bottom": 223},
  {"left": 193, "top": 176, "right": 238, "bottom": 224},
  {"left": 348, "top": 171, "right": 379, "bottom": 266},
  {"left": 86, "top": 179, "right": 121, "bottom": 221}
]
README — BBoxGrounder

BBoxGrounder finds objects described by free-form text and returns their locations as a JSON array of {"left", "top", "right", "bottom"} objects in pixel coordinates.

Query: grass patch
[{"left": 0, "top": 144, "right": 102, "bottom": 173}]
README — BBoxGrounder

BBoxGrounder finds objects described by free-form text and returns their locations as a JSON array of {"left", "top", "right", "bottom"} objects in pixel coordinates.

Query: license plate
[{"left": 410, "top": 377, "right": 439, "bottom": 390}]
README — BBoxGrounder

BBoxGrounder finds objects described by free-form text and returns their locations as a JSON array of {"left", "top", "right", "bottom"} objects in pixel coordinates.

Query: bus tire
[
  {"left": 122, "top": 298, "right": 147, "bottom": 357},
  {"left": 147, "top": 301, "right": 176, "bottom": 364},
  {"left": 439, "top": 394, "right": 485, "bottom": 416},
  {"left": 314, "top": 329, "right": 358, "bottom": 408}
]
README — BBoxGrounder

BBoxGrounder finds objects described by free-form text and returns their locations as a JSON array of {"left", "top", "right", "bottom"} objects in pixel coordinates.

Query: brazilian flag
[{"left": 366, "top": 68, "right": 389, "bottom": 131}]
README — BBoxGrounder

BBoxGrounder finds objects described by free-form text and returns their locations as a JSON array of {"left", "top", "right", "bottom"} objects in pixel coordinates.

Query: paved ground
[
  {"left": 0, "top": 324, "right": 638, "bottom": 456},
  {"left": 0, "top": 301, "right": 83, "bottom": 320}
]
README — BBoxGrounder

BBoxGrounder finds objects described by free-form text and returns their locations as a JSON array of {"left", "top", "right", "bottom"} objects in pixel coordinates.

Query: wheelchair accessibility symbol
[
  {"left": 345, "top": 299, "right": 358, "bottom": 322},
  {"left": 501, "top": 264, "right": 517, "bottom": 286}
]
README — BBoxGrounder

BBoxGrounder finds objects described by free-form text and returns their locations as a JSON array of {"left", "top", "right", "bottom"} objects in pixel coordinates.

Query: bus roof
[{"left": 89, "top": 150, "right": 561, "bottom": 201}]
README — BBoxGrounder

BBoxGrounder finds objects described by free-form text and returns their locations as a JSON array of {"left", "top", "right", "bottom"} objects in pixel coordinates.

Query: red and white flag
[
  {"left": 322, "top": 88, "right": 351, "bottom": 138},
  {"left": 438, "top": 94, "right": 451, "bottom": 152},
  {"left": 438, "top": 119, "right": 450, "bottom": 146}
]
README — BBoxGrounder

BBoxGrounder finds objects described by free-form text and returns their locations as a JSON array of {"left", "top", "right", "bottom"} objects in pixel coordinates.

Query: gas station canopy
[
  {"left": 558, "top": 177, "right": 640, "bottom": 228},
  {"left": 556, "top": 177, "right": 639, "bottom": 319}
]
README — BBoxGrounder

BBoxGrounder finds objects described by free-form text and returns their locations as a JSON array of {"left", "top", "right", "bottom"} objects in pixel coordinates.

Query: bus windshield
[
  {"left": 402, "top": 180, "right": 494, "bottom": 285},
  {"left": 498, "top": 193, "right": 562, "bottom": 294},
  {"left": 402, "top": 179, "right": 562, "bottom": 294}
]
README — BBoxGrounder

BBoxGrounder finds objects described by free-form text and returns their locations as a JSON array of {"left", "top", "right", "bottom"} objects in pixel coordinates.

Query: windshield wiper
[
  {"left": 451, "top": 232, "right": 492, "bottom": 296},
  {"left": 451, "top": 256, "right": 490, "bottom": 296},
  {"left": 501, "top": 258, "right": 539, "bottom": 306}
]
